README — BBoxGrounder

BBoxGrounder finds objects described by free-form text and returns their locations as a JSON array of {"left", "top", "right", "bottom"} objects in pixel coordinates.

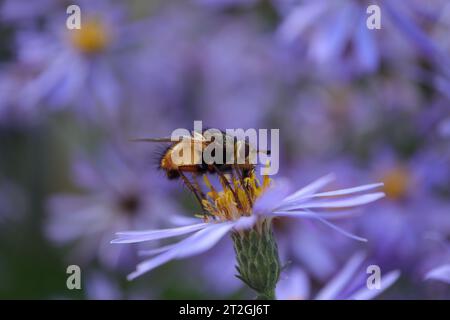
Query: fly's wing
[
  {"left": 234, "top": 140, "right": 271, "bottom": 165},
  {"left": 130, "top": 134, "right": 205, "bottom": 143},
  {"left": 221, "top": 133, "right": 271, "bottom": 155}
]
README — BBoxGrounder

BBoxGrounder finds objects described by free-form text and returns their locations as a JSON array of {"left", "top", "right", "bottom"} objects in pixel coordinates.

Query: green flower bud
[{"left": 231, "top": 218, "right": 281, "bottom": 300}]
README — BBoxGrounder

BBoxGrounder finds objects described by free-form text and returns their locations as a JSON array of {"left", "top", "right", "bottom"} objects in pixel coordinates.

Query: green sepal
[{"left": 232, "top": 218, "right": 281, "bottom": 300}]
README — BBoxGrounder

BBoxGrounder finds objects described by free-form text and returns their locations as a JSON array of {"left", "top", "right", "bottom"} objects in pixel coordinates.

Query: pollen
[
  {"left": 70, "top": 19, "right": 110, "bottom": 54},
  {"left": 202, "top": 170, "right": 272, "bottom": 222}
]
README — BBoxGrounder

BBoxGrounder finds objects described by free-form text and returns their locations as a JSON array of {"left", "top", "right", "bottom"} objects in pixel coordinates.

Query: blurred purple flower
[
  {"left": 85, "top": 272, "right": 123, "bottom": 300},
  {"left": 193, "top": 238, "right": 243, "bottom": 296},
  {"left": 276, "top": 218, "right": 342, "bottom": 281},
  {"left": 0, "top": 64, "right": 41, "bottom": 126},
  {"left": 276, "top": 252, "right": 400, "bottom": 300},
  {"left": 125, "top": 5, "right": 285, "bottom": 130},
  {"left": 0, "top": 0, "right": 56, "bottom": 25},
  {"left": 276, "top": 0, "right": 441, "bottom": 80},
  {"left": 339, "top": 150, "right": 450, "bottom": 278},
  {"left": 8, "top": 0, "right": 139, "bottom": 122},
  {"left": 46, "top": 147, "right": 178, "bottom": 270},
  {"left": 277, "top": 0, "right": 380, "bottom": 78}
]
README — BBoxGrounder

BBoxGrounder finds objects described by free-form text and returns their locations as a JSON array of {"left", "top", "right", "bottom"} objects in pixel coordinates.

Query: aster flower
[
  {"left": 0, "top": 0, "right": 56, "bottom": 26},
  {"left": 276, "top": 0, "right": 380, "bottom": 78},
  {"left": 113, "top": 169, "right": 384, "bottom": 299},
  {"left": 46, "top": 147, "right": 178, "bottom": 270},
  {"left": 276, "top": 252, "right": 400, "bottom": 300},
  {"left": 11, "top": 0, "right": 139, "bottom": 122},
  {"left": 276, "top": 0, "right": 441, "bottom": 79},
  {"left": 275, "top": 159, "right": 388, "bottom": 283},
  {"left": 314, "top": 151, "right": 450, "bottom": 282},
  {"left": 191, "top": 237, "right": 244, "bottom": 296}
]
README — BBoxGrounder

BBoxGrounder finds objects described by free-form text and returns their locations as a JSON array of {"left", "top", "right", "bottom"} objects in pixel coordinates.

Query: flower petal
[
  {"left": 349, "top": 270, "right": 400, "bottom": 300},
  {"left": 281, "top": 174, "right": 335, "bottom": 204},
  {"left": 277, "top": 2, "right": 328, "bottom": 43},
  {"left": 308, "top": 183, "right": 384, "bottom": 198},
  {"left": 167, "top": 214, "right": 202, "bottom": 226},
  {"left": 276, "top": 267, "right": 311, "bottom": 300},
  {"left": 315, "top": 252, "right": 365, "bottom": 300},
  {"left": 282, "top": 192, "right": 385, "bottom": 210},
  {"left": 127, "top": 222, "right": 233, "bottom": 280},
  {"left": 232, "top": 215, "right": 257, "bottom": 230},
  {"left": 270, "top": 209, "right": 357, "bottom": 220},
  {"left": 424, "top": 265, "right": 450, "bottom": 284},
  {"left": 111, "top": 222, "right": 208, "bottom": 244},
  {"left": 272, "top": 210, "right": 367, "bottom": 242},
  {"left": 139, "top": 244, "right": 176, "bottom": 256},
  {"left": 253, "top": 180, "right": 291, "bottom": 215},
  {"left": 127, "top": 249, "right": 177, "bottom": 281}
]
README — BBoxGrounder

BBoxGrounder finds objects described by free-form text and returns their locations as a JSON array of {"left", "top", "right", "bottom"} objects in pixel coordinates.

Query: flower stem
[{"left": 256, "top": 289, "right": 276, "bottom": 300}]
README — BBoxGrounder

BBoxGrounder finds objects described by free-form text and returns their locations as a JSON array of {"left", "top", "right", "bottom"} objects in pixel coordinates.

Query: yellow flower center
[
  {"left": 201, "top": 170, "right": 271, "bottom": 222},
  {"left": 381, "top": 166, "right": 410, "bottom": 199},
  {"left": 70, "top": 19, "right": 110, "bottom": 54}
]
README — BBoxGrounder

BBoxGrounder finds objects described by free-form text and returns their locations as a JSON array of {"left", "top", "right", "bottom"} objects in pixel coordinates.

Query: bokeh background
[{"left": 0, "top": 0, "right": 449, "bottom": 299}]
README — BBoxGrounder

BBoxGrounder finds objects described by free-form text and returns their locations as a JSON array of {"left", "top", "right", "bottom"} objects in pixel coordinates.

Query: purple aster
[
  {"left": 275, "top": 0, "right": 442, "bottom": 80},
  {"left": 277, "top": 71, "right": 427, "bottom": 162},
  {"left": 275, "top": 217, "right": 346, "bottom": 282},
  {"left": 0, "top": 0, "right": 56, "bottom": 25},
  {"left": 191, "top": 238, "right": 244, "bottom": 296},
  {"left": 276, "top": 0, "right": 380, "bottom": 78},
  {"left": 275, "top": 153, "right": 450, "bottom": 294},
  {"left": 46, "top": 147, "right": 179, "bottom": 270},
  {"left": 276, "top": 252, "right": 400, "bottom": 300},
  {"left": 327, "top": 149, "right": 450, "bottom": 283},
  {"left": 10, "top": 0, "right": 139, "bottom": 122},
  {"left": 112, "top": 171, "right": 384, "bottom": 281}
]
